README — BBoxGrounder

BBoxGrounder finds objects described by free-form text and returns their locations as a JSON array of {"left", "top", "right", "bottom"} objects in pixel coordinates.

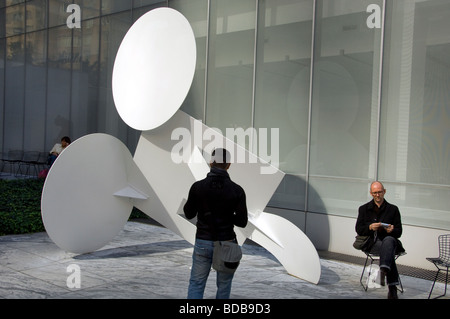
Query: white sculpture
[{"left": 41, "top": 8, "right": 321, "bottom": 285}]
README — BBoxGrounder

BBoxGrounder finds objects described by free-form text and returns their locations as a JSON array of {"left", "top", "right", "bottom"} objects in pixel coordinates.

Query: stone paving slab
[{"left": 0, "top": 221, "right": 447, "bottom": 301}]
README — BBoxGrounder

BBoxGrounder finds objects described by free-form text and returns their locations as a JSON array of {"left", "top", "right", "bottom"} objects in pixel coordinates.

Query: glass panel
[
  {"left": 98, "top": 12, "right": 132, "bottom": 142},
  {"left": 6, "top": 0, "right": 26, "bottom": 5},
  {"left": 4, "top": 35, "right": 25, "bottom": 151},
  {"left": 24, "top": 30, "right": 47, "bottom": 151},
  {"left": 308, "top": 0, "right": 384, "bottom": 217},
  {"left": 0, "top": 38, "right": 5, "bottom": 152},
  {"left": 0, "top": 7, "right": 6, "bottom": 38},
  {"left": 26, "top": 30, "right": 47, "bottom": 66},
  {"left": 383, "top": 182, "right": 450, "bottom": 230},
  {"left": 254, "top": 0, "right": 314, "bottom": 210},
  {"left": 49, "top": 0, "right": 71, "bottom": 28},
  {"left": 133, "top": 1, "right": 166, "bottom": 22},
  {"left": 170, "top": 0, "right": 209, "bottom": 121},
  {"left": 47, "top": 25, "right": 72, "bottom": 69},
  {"left": 134, "top": 0, "right": 166, "bottom": 10},
  {"left": 102, "top": 0, "right": 131, "bottom": 15},
  {"left": 71, "top": 18, "right": 100, "bottom": 139},
  {"left": 75, "top": 0, "right": 100, "bottom": 20},
  {"left": 46, "top": 26, "right": 72, "bottom": 148},
  {"left": 379, "top": 0, "right": 450, "bottom": 229},
  {"left": 6, "top": 3, "right": 25, "bottom": 36},
  {"left": 26, "top": 0, "right": 48, "bottom": 32},
  {"left": 205, "top": 0, "right": 256, "bottom": 143}
]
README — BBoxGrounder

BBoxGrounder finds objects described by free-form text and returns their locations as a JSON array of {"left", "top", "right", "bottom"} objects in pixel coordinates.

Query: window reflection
[
  {"left": 254, "top": 0, "right": 314, "bottom": 211},
  {"left": 4, "top": 34, "right": 25, "bottom": 151},
  {"left": 6, "top": 3, "right": 24, "bottom": 36},
  {"left": 26, "top": 0, "right": 47, "bottom": 32},
  {"left": 48, "top": 26, "right": 72, "bottom": 69},
  {"left": 76, "top": 0, "right": 101, "bottom": 20},
  {"left": 205, "top": 0, "right": 256, "bottom": 137},
  {"left": 26, "top": 30, "right": 47, "bottom": 66},
  {"left": 102, "top": 0, "right": 131, "bottom": 15},
  {"left": 306, "top": 0, "right": 384, "bottom": 217},
  {"left": 71, "top": 18, "right": 101, "bottom": 138},
  {"left": 25, "top": 30, "right": 47, "bottom": 151},
  {"left": 6, "top": 33, "right": 24, "bottom": 61},
  {"left": 170, "top": 0, "right": 209, "bottom": 120},
  {"left": 378, "top": 0, "right": 450, "bottom": 229},
  {"left": 49, "top": 0, "right": 69, "bottom": 28}
]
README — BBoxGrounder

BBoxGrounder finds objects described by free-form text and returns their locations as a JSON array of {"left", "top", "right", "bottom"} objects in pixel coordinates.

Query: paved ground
[{"left": 0, "top": 221, "right": 446, "bottom": 302}]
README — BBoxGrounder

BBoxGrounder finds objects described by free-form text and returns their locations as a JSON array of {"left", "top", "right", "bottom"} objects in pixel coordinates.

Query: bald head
[{"left": 370, "top": 181, "right": 386, "bottom": 207}]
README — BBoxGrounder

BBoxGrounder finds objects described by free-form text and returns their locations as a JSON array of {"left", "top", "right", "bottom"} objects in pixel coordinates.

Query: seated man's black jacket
[
  {"left": 356, "top": 199, "right": 405, "bottom": 254},
  {"left": 184, "top": 167, "right": 248, "bottom": 242}
]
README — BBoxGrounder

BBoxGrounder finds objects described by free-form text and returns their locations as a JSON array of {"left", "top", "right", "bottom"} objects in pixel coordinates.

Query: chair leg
[
  {"left": 361, "top": 254, "right": 405, "bottom": 294},
  {"left": 428, "top": 267, "right": 449, "bottom": 299},
  {"left": 397, "top": 274, "right": 404, "bottom": 293},
  {"left": 360, "top": 255, "right": 376, "bottom": 291},
  {"left": 360, "top": 255, "right": 370, "bottom": 291},
  {"left": 428, "top": 269, "right": 439, "bottom": 299},
  {"left": 441, "top": 268, "right": 449, "bottom": 299},
  {"left": 446, "top": 269, "right": 449, "bottom": 296}
]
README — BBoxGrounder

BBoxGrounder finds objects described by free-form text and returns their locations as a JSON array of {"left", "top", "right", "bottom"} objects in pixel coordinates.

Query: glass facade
[
  {"left": 0, "top": 0, "right": 166, "bottom": 155},
  {"left": 308, "top": 0, "right": 384, "bottom": 218},
  {"left": 378, "top": 0, "right": 450, "bottom": 229},
  {"left": 1, "top": 0, "right": 449, "bottom": 231}
]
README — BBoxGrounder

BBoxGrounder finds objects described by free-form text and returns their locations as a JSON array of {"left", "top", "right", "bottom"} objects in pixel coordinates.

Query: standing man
[
  {"left": 356, "top": 181, "right": 405, "bottom": 299},
  {"left": 184, "top": 148, "right": 248, "bottom": 299}
]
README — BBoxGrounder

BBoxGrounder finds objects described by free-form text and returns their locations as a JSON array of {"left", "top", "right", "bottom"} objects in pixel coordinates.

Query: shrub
[
  {"left": 0, "top": 179, "right": 46, "bottom": 236},
  {"left": 0, "top": 178, "right": 149, "bottom": 236}
]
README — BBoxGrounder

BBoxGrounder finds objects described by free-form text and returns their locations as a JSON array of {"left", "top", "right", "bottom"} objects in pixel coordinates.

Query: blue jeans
[
  {"left": 47, "top": 154, "right": 57, "bottom": 167},
  {"left": 188, "top": 238, "right": 235, "bottom": 299},
  {"left": 370, "top": 236, "right": 399, "bottom": 286}
]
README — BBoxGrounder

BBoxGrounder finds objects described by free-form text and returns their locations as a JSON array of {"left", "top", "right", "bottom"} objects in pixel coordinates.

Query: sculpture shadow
[
  {"left": 267, "top": 174, "right": 330, "bottom": 251},
  {"left": 73, "top": 240, "right": 192, "bottom": 260}
]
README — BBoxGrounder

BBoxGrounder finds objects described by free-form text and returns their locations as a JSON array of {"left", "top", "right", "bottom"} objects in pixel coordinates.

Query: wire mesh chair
[
  {"left": 360, "top": 251, "right": 405, "bottom": 293},
  {"left": 1, "top": 150, "right": 24, "bottom": 176},
  {"left": 35, "top": 151, "right": 50, "bottom": 173},
  {"left": 427, "top": 234, "right": 450, "bottom": 299},
  {"left": 17, "top": 151, "right": 40, "bottom": 177}
]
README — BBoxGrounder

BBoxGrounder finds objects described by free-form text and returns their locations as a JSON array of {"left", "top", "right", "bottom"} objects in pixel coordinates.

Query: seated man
[
  {"left": 48, "top": 136, "right": 71, "bottom": 166},
  {"left": 356, "top": 181, "right": 405, "bottom": 299}
]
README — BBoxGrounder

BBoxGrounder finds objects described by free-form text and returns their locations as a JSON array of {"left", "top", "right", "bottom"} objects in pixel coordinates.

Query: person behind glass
[
  {"left": 184, "top": 148, "right": 248, "bottom": 299},
  {"left": 356, "top": 181, "right": 405, "bottom": 299},
  {"left": 48, "top": 136, "right": 71, "bottom": 167}
]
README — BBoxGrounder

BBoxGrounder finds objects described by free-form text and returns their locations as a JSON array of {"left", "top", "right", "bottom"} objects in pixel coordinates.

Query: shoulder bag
[
  {"left": 213, "top": 240, "right": 242, "bottom": 274},
  {"left": 353, "top": 235, "right": 371, "bottom": 250}
]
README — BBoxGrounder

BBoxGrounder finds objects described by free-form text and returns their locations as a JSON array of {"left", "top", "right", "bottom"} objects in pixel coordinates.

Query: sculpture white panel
[
  {"left": 112, "top": 8, "right": 196, "bottom": 131},
  {"left": 41, "top": 134, "right": 152, "bottom": 254},
  {"left": 41, "top": 7, "right": 322, "bottom": 285},
  {"left": 132, "top": 110, "right": 321, "bottom": 284},
  {"left": 246, "top": 212, "right": 322, "bottom": 283}
]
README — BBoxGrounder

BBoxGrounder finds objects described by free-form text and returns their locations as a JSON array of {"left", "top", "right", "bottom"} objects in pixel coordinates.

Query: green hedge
[
  {"left": 0, "top": 178, "right": 148, "bottom": 236},
  {"left": 0, "top": 179, "right": 45, "bottom": 236}
]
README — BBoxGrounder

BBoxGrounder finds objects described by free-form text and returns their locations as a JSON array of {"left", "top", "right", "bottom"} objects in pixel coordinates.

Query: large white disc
[
  {"left": 112, "top": 7, "right": 197, "bottom": 131},
  {"left": 41, "top": 134, "right": 140, "bottom": 254}
]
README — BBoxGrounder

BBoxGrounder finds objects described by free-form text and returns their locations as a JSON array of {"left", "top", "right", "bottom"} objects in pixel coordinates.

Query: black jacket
[
  {"left": 356, "top": 199, "right": 405, "bottom": 253},
  {"left": 184, "top": 167, "right": 248, "bottom": 241}
]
